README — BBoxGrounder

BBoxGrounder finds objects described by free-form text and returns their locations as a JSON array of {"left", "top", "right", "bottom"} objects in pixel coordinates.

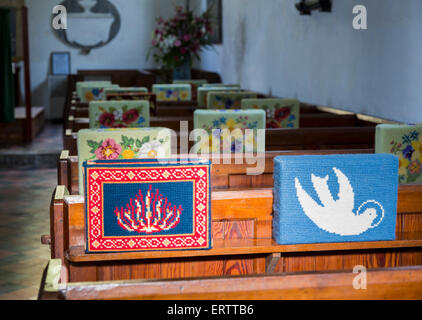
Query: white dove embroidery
[{"left": 294, "top": 167, "right": 384, "bottom": 236}]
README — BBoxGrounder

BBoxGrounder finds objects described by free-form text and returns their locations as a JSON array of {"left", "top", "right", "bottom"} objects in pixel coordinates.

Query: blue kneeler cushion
[
  {"left": 83, "top": 158, "right": 212, "bottom": 253},
  {"left": 273, "top": 154, "right": 398, "bottom": 245}
]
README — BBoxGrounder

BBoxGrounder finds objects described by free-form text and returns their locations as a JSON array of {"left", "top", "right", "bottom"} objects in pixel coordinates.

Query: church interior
[{"left": 0, "top": 0, "right": 421, "bottom": 301}]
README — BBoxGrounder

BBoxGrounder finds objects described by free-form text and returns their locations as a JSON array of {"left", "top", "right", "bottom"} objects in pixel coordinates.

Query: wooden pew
[
  {"left": 47, "top": 184, "right": 422, "bottom": 284},
  {"left": 66, "top": 113, "right": 364, "bottom": 133},
  {"left": 63, "top": 126, "right": 375, "bottom": 156},
  {"left": 59, "top": 150, "right": 375, "bottom": 195},
  {"left": 68, "top": 116, "right": 195, "bottom": 132},
  {"left": 63, "top": 69, "right": 223, "bottom": 134},
  {"left": 70, "top": 103, "right": 321, "bottom": 118},
  {"left": 48, "top": 151, "right": 422, "bottom": 283},
  {"left": 39, "top": 260, "right": 422, "bottom": 300}
]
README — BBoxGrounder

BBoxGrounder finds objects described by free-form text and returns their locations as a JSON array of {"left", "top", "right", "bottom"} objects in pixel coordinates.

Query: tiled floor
[
  {"left": 0, "top": 169, "right": 56, "bottom": 300},
  {"left": 0, "top": 123, "right": 60, "bottom": 300}
]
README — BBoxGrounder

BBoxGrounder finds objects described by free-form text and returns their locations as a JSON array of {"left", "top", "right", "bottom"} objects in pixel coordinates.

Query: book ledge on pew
[
  {"left": 66, "top": 233, "right": 422, "bottom": 263},
  {"left": 63, "top": 184, "right": 422, "bottom": 263}
]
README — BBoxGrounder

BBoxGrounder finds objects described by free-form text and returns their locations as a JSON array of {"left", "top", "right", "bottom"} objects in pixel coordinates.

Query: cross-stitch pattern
[
  {"left": 194, "top": 109, "right": 265, "bottom": 153},
  {"left": 173, "top": 80, "right": 208, "bottom": 101},
  {"left": 273, "top": 154, "right": 398, "bottom": 245},
  {"left": 77, "top": 128, "right": 172, "bottom": 194},
  {"left": 83, "top": 158, "right": 211, "bottom": 253},
  {"left": 375, "top": 124, "right": 422, "bottom": 184},
  {"left": 207, "top": 92, "right": 258, "bottom": 109},
  {"left": 79, "top": 84, "right": 120, "bottom": 102},
  {"left": 197, "top": 87, "right": 243, "bottom": 106},
  {"left": 89, "top": 101, "right": 150, "bottom": 129},
  {"left": 152, "top": 84, "right": 191, "bottom": 101},
  {"left": 106, "top": 93, "right": 157, "bottom": 116},
  {"left": 76, "top": 81, "right": 111, "bottom": 100},
  {"left": 241, "top": 98, "right": 300, "bottom": 128},
  {"left": 115, "top": 185, "right": 183, "bottom": 234}
]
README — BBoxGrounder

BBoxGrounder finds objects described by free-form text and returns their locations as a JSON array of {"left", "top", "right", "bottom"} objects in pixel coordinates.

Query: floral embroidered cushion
[
  {"left": 193, "top": 109, "right": 266, "bottom": 153},
  {"left": 173, "top": 80, "right": 208, "bottom": 101},
  {"left": 77, "top": 128, "right": 172, "bottom": 194},
  {"left": 273, "top": 154, "right": 398, "bottom": 245},
  {"left": 76, "top": 81, "right": 111, "bottom": 100},
  {"left": 89, "top": 101, "right": 150, "bottom": 129},
  {"left": 79, "top": 84, "right": 120, "bottom": 103},
  {"left": 83, "top": 158, "right": 211, "bottom": 253},
  {"left": 375, "top": 124, "right": 422, "bottom": 184},
  {"left": 241, "top": 98, "right": 300, "bottom": 129},
  {"left": 197, "top": 87, "right": 243, "bottom": 106},
  {"left": 152, "top": 84, "right": 191, "bottom": 101},
  {"left": 207, "top": 92, "right": 258, "bottom": 110},
  {"left": 106, "top": 93, "right": 157, "bottom": 116}
]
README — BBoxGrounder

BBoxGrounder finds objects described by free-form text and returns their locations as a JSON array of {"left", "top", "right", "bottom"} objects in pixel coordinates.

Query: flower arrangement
[
  {"left": 390, "top": 130, "right": 422, "bottom": 183},
  {"left": 149, "top": 5, "right": 214, "bottom": 76}
]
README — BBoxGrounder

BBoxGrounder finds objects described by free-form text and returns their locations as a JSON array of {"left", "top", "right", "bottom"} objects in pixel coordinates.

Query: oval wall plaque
[{"left": 52, "top": 0, "right": 121, "bottom": 51}]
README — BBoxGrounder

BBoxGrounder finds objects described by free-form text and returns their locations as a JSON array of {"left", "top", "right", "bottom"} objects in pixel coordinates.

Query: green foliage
[{"left": 87, "top": 140, "right": 102, "bottom": 154}]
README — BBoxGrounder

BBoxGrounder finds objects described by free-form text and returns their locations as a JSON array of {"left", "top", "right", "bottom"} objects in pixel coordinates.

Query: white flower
[
  {"left": 113, "top": 110, "right": 123, "bottom": 120},
  {"left": 138, "top": 140, "right": 166, "bottom": 159}
]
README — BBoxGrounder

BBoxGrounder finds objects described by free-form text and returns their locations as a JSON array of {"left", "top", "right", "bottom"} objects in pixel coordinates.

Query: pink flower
[
  {"left": 174, "top": 39, "right": 182, "bottom": 47},
  {"left": 183, "top": 34, "right": 191, "bottom": 41},
  {"left": 95, "top": 139, "right": 122, "bottom": 160},
  {"left": 180, "top": 47, "right": 187, "bottom": 55}
]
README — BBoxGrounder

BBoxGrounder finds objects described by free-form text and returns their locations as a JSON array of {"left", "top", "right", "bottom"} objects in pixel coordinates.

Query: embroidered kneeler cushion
[
  {"left": 173, "top": 80, "right": 208, "bottom": 101},
  {"left": 197, "top": 87, "right": 243, "bottom": 106},
  {"left": 106, "top": 93, "right": 157, "bottom": 116},
  {"left": 152, "top": 84, "right": 191, "bottom": 101},
  {"left": 79, "top": 84, "right": 120, "bottom": 103},
  {"left": 89, "top": 101, "right": 150, "bottom": 129},
  {"left": 77, "top": 128, "right": 172, "bottom": 194},
  {"left": 76, "top": 81, "right": 111, "bottom": 100},
  {"left": 241, "top": 98, "right": 300, "bottom": 129},
  {"left": 193, "top": 109, "right": 266, "bottom": 153},
  {"left": 103, "top": 87, "right": 148, "bottom": 97},
  {"left": 207, "top": 92, "right": 258, "bottom": 109},
  {"left": 83, "top": 158, "right": 211, "bottom": 253},
  {"left": 375, "top": 124, "right": 422, "bottom": 184},
  {"left": 273, "top": 154, "right": 398, "bottom": 245}
]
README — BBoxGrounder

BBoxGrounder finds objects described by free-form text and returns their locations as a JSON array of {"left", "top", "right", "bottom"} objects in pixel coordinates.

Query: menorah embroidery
[{"left": 114, "top": 185, "right": 183, "bottom": 234}]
